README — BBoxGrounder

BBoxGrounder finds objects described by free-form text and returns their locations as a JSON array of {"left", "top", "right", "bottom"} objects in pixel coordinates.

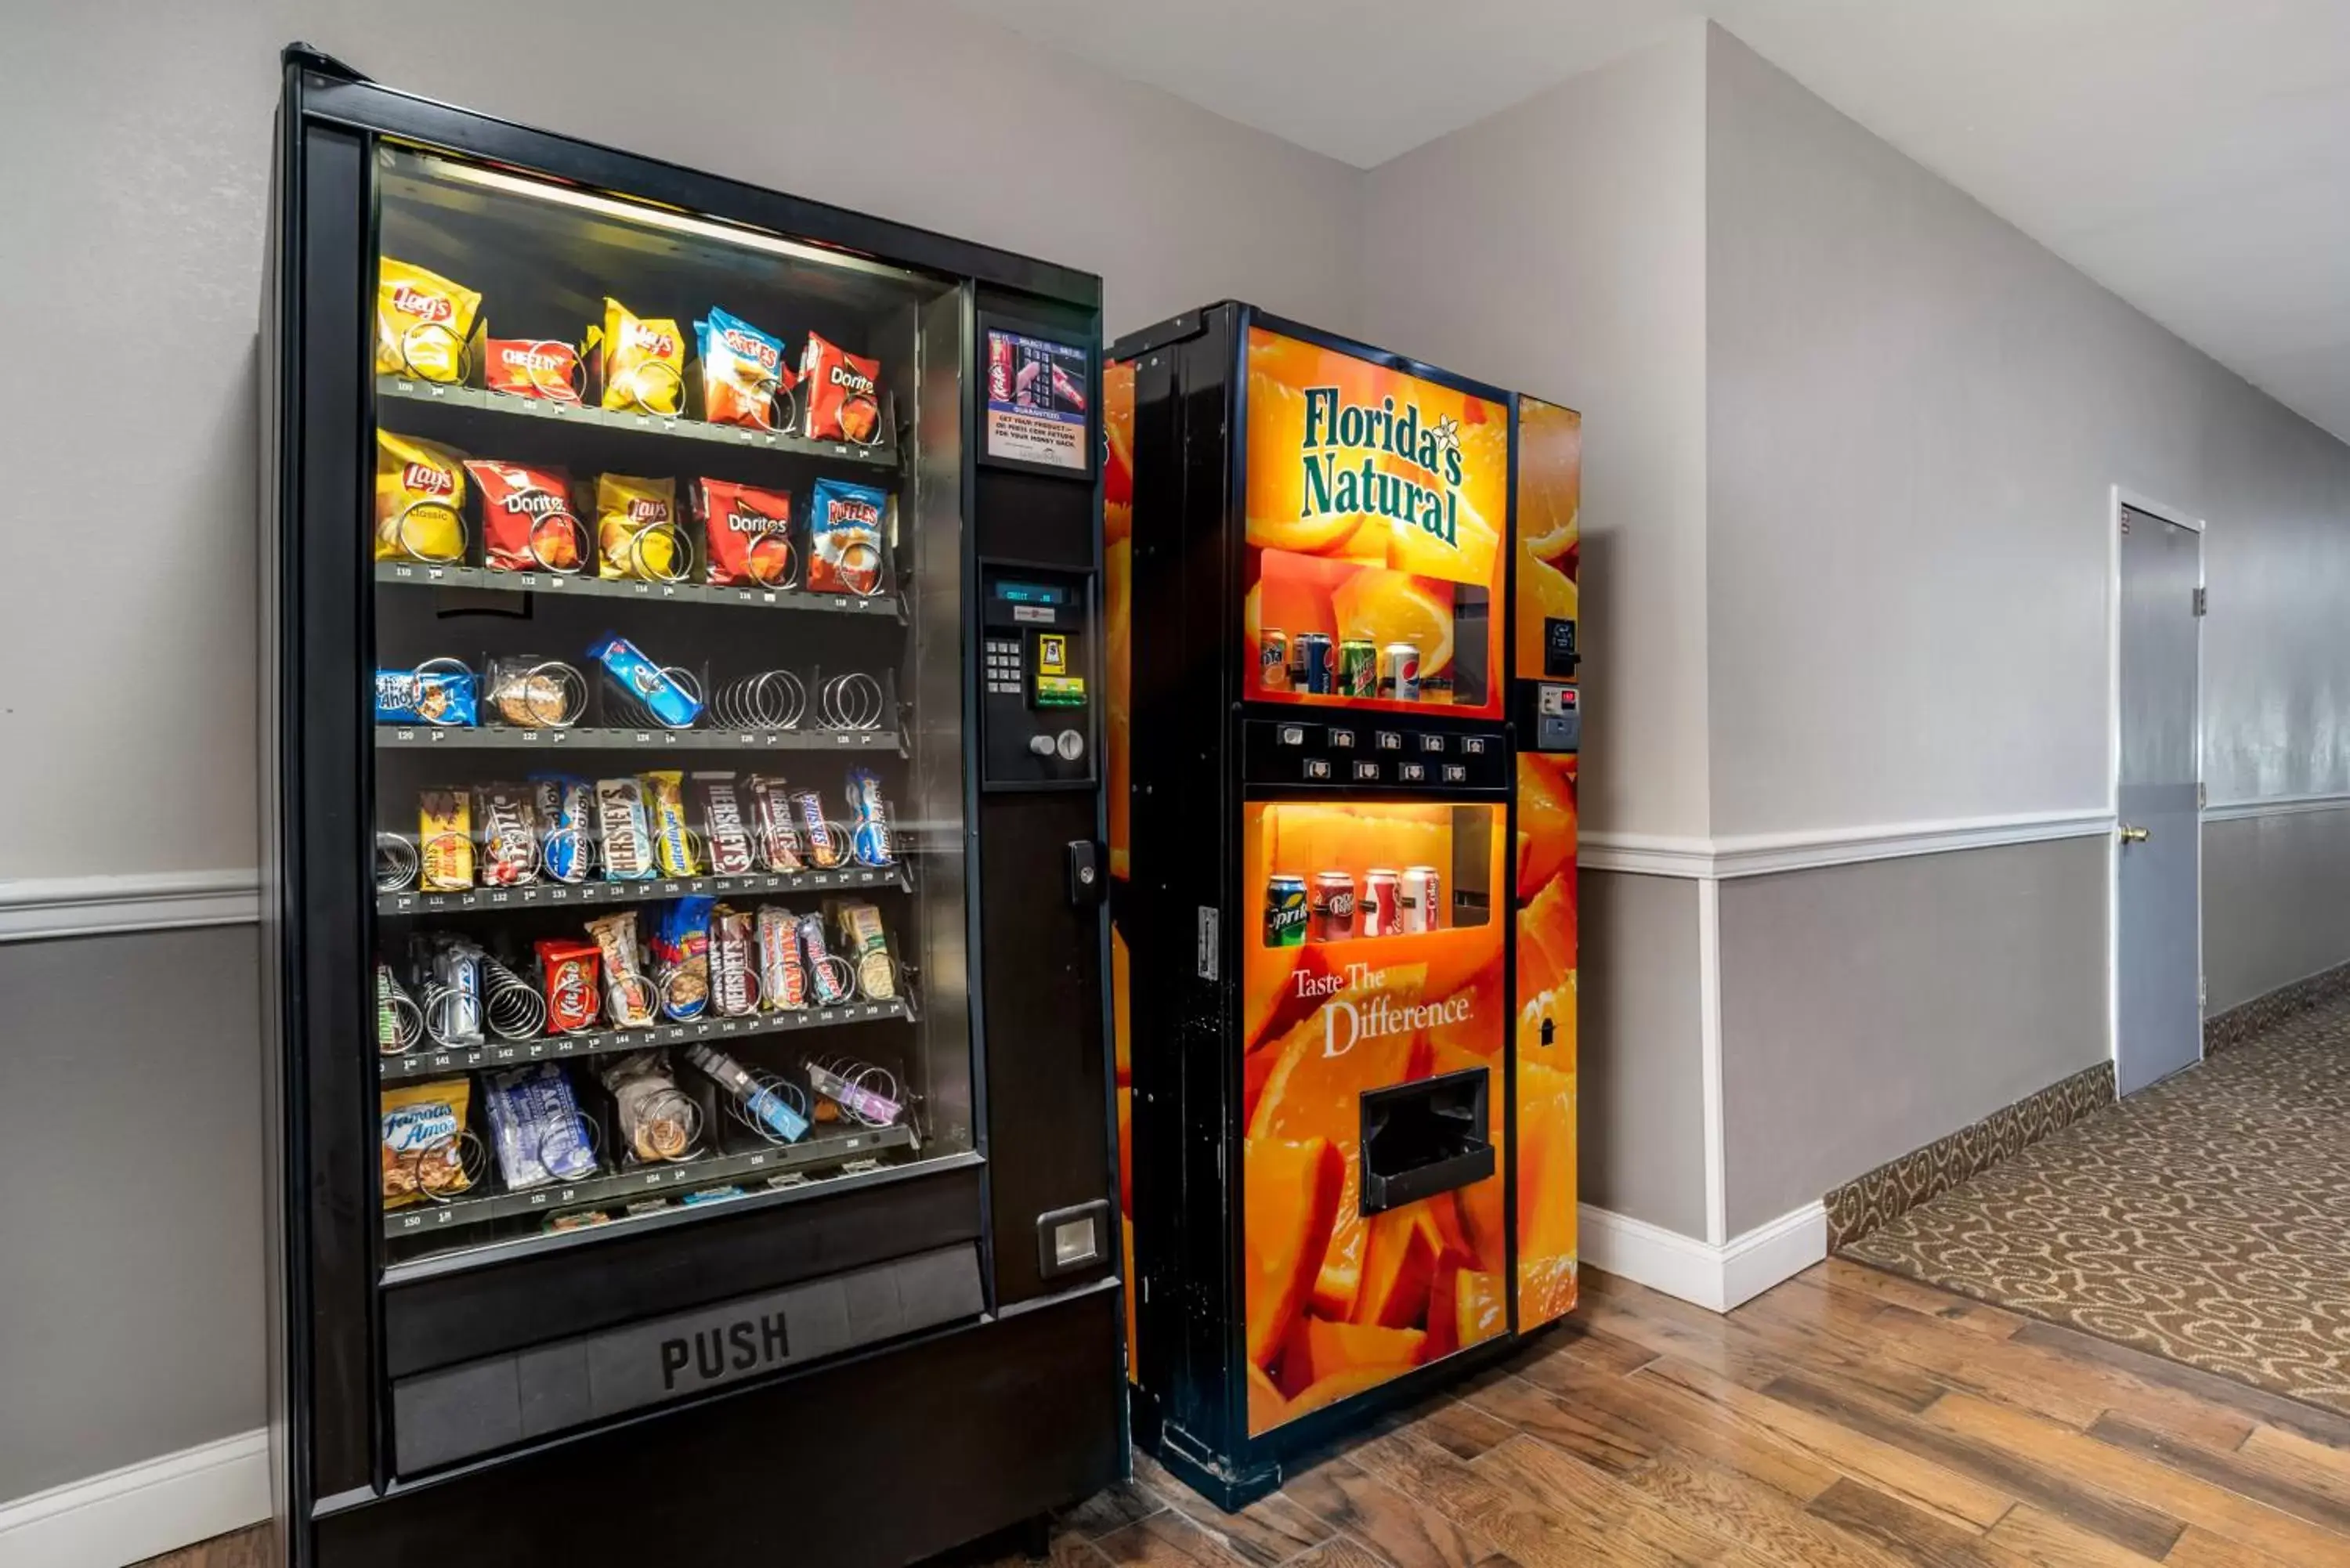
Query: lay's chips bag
[
  {"left": 596, "top": 474, "right": 682, "bottom": 581},
  {"left": 589, "top": 298, "right": 685, "bottom": 415},
  {"left": 375, "top": 259, "right": 481, "bottom": 383},
  {"left": 375, "top": 432, "right": 468, "bottom": 563}
]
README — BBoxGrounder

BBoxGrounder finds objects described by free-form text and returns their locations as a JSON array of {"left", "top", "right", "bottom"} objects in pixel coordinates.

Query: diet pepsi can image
[
  {"left": 1265, "top": 875, "right": 1308, "bottom": 947},
  {"left": 1261, "top": 628, "right": 1290, "bottom": 691},
  {"left": 1384, "top": 642, "right": 1423, "bottom": 701},
  {"left": 1292, "top": 633, "right": 1334, "bottom": 695}
]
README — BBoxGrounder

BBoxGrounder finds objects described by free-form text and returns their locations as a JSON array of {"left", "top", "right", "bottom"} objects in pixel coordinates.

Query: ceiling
[{"left": 958, "top": 0, "right": 2350, "bottom": 445}]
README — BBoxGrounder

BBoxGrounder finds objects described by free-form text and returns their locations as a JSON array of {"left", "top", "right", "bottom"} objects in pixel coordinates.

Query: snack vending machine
[
  {"left": 1106, "top": 306, "right": 1581, "bottom": 1507},
  {"left": 258, "top": 48, "right": 1119, "bottom": 1567}
]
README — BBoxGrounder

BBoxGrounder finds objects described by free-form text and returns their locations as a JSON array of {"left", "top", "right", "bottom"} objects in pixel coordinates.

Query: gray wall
[
  {"left": 1717, "top": 837, "right": 2110, "bottom": 1234},
  {"left": 2205, "top": 811, "right": 2350, "bottom": 1013},
  {"left": 1705, "top": 27, "right": 2350, "bottom": 837},
  {"left": 0, "top": 930, "right": 265, "bottom": 1504},
  {"left": 1358, "top": 27, "right": 1714, "bottom": 844},
  {"left": 1578, "top": 873, "right": 1708, "bottom": 1236},
  {"left": 3, "top": 0, "right": 1365, "bottom": 884}
]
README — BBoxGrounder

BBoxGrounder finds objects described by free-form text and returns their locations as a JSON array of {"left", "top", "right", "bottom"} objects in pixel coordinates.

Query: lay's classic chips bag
[
  {"left": 375, "top": 259, "right": 481, "bottom": 383},
  {"left": 596, "top": 474, "right": 682, "bottom": 582},
  {"left": 375, "top": 432, "right": 468, "bottom": 563},
  {"left": 589, "top": 298, "right": 685, "bottom": 415}
]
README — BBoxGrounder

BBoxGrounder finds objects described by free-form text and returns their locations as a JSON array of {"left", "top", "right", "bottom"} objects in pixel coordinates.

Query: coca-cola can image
[
  {"left": 1400, "top": 865, "right": 1442, "bottom": 932},
  {"left": 1361, "top": 868, "right": 1401, "bottom": 936}
]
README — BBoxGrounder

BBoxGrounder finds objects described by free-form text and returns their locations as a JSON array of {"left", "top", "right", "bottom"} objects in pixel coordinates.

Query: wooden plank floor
[{"left": 141, "top": 1261, "right": 2350, "bottom": 1568}]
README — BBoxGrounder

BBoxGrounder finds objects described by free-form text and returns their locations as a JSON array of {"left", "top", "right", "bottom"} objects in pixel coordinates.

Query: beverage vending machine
[
  {"left": 1105, "top": 306, "right": 1582, "bottom": 1506},
  {"left": 258, "top": 47, "right": 1119, "bottom": 1566}
]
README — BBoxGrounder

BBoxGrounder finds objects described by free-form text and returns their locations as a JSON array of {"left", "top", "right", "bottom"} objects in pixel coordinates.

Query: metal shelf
[
  {"left": 378, "top": 858, "right": 913, "bottom": 916},
  {"left": 373, "top": 724, "right": 902, "bottom": 753},
  {"left": 383, "top": 1120, "right": 919, "bottom": 1240},
  {"left": 375, "top": 560, "right": 906, "bottom": 622},
  {"left": 377, "top": 374, "right": 900, "bottom": 471},
  {"left": 381, "top": 992, "right": 917, "bottom": 1081}
]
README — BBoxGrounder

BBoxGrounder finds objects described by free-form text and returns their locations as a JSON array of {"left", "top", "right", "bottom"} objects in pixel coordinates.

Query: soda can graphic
[
  {"left": 1362, "top": 868, "right": 1401, "bottom": 937},
  {"left": 1261, "top": 629, "right": 1289, "bottom": 692},
  {"left": 1265, "top": 874, "right": 1307, "bottom": 947},
  {"left": 1384, "top": 642, "right": 1423, "bottom": 701},
  {"left": 1338, "top": 638, "right": 1379, "bottom": 699},
  {"left": 1292, "top": 633, "right": 1334, "bottom": 695},
  {"left": 1401, "top": 865, "right": 1442, "bottom": 932},
  {"left": 1309, "top": 871, "right": 1357, "bottom": 942}
]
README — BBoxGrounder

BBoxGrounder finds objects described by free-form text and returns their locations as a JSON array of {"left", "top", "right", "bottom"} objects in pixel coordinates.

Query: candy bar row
[
  {"left": 378, "top": 431, "right": 888, "bottom": 595},
  {"left": 381, "top": 266, "right": 887, "bottom": 444}
]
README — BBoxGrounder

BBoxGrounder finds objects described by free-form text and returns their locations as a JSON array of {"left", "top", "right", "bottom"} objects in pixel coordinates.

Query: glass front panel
[
  {"left": 1238, "top": 799, "right": 1509, "bottom": 1433},
  {"left": 368, "top": 147, "right": 968, "bottom": 1268},
  {"left": 1242, "top": 327, "right": 1509, "bottom": 717}
]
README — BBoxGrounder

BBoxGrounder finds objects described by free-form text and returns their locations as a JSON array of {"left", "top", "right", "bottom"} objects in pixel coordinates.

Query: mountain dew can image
[
  {"left": 1337, "top": 638, "right": 1379, "bottom": 698},
  {"left": 1265, "top": 875, "right": 1308, "bottom": 947}
]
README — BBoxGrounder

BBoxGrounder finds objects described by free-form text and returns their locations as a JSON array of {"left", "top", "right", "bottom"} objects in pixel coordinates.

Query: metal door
[{"left": 2115, "top": 506, "right": 2202, "bottom": 1095}]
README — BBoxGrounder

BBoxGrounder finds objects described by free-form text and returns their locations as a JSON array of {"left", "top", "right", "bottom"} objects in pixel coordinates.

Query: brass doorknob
[{"left": 2120, "top": 825, "right": 2150, "bottom": 844}]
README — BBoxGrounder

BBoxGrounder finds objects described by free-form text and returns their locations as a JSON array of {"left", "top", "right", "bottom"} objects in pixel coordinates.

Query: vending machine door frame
[{"left": 263, "top": 45, "right": 1118, "bottom": 1566}]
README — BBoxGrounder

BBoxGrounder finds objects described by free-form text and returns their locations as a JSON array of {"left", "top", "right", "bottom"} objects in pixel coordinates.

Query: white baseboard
[
  {"left": 1579, "top": 1201, "right": 1826, "bottom": 1313},
  {"left": 0, "top": 1429, "right": 269, "bottom": 1568},
  {"left": 0, "top": 871, "right": 260, "bottom": 943}
]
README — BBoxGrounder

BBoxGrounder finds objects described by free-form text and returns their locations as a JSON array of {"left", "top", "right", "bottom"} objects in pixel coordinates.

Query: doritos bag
[
  {"left": 695, "top": 479, "right": 794, "bottom": 587},
  {"left": 375, "top": 259, "right": 480, "bottom": 383},
  {"left": 465, "top": 460, "right": 584, "bottom": 573},
  {"left": 801, "top": 333, "right": 884, "bottom": 444},
  {"left": 375, "top": 432, "right": 468, "bottom": 563},
  {"left": 596, "top": 474, "right": 683, "bottom": 581},
  {"left": 696, "top": 308, "right": 794, "bottom": 431},
  {"left": 589, "top": 298, "right": 684, "bottom": 415}
]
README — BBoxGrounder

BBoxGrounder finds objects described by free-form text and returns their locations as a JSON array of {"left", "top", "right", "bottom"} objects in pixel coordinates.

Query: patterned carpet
[{"left": 1844, "top": 996, "right": 2350, "bottom": 1414}]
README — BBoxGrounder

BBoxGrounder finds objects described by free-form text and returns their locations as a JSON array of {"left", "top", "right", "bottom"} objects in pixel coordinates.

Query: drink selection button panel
[{"left": 1241, "top": 717, "right": 1507, "bottom": 794}]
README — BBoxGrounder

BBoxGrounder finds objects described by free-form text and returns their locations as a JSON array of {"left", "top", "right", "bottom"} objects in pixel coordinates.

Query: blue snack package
[
  {"left": 530, "top": 775, "right": 593, "bottom": 884},
  {"left": 588, "top": 631, "right": 702, "bottom": 728},
  {"left": 485, "top": 1064, "right": 596, "bottom": 1190},
  {"left": 374, "top": 664, "right": 476, "bottom": 726},
  {"left": 806, "top": 477, "right": 888, "bottom": 595},
  {"left": 695, "top": 307, "right": 791, "bottom": 431},
  {"left": 845, "top": 766, "right": 895, "bottom": 866},
  {"left": 650, "top": 896, "right": 714, "bottom": 1021}
]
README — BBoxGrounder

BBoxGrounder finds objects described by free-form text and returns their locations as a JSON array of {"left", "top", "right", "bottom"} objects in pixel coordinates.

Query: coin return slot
[{"left": 1358, "top": 1067, "right": 1493, "bottom": 1216}]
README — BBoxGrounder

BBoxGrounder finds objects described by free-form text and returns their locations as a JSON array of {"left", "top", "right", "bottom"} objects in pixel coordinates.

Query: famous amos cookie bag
[
  {"left": 465, "top": 461, "right": 585, "bottom": 574},
  {"left": 801, "top": 332, "right": 884, "bottom": 444},
  {"left": 381, "top": 1078, "right": 475, "bottom": 1207},
  {"left": 375, "top": 259, "right": 480, "bottom": 384},
  {"left": 588, "top": 297, "right": 685, "bottom": 415},
  {"left": 595, "top": 474, "right": 685, "bottom": 582},
  {"left": 375, "top": 432, "right": 468, "bottom": 563},
  {"left": 694, "top": 478, "right": 795, "bottom": 587},
  {"left": 695, "top": 307, "right": 796, "bottom": 431},
  {"left": 806, "top": 478, "right": 888, "bottom": 595}
]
